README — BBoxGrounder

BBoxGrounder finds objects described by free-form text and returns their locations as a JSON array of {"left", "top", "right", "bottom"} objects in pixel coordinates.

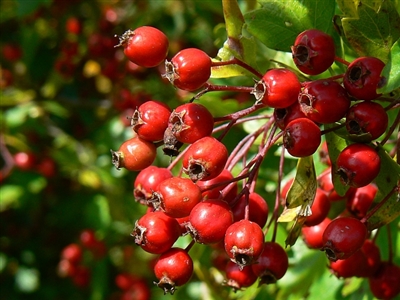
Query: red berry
[
  {"left": 71, "top": 265, "right": 91, "bottom": 288},
  {"left": 131, "top": 100, "right": 171, "bottom": 142},
  {"left": 274, "top": 101, "right": 307, "bottom": 130},
  {"left": 187, "top": 199, "right": 233, "bottom": 244},
  {"left": 2, "top": 43, "right": 23, "bottom": 61},
  {"left": 318, "top": 170, "right": 357, "bottom": 202},
  {"left": 182, "top": 136, "right": 228, "bottom": 182},
  {"left": 79, "top": 229, "right": 98, "bottom": 249},
  {"left": 345, "top": 101, "right": 388, "bottom": 141},
  {"left": 13, "top": 151, "right": 37, "bottom": 171},
  {"left": 155, "top": 177, "right": 202, "bottom": 218},
  {"left": 154, "top": 248, "right": 193, "bottom": 295},
  {"left": 231, "top": 192, "right": 269, "bottom": 228},
  {"left": 57, "top": 259, "right": 77, "bottom": 278},
  {"left": 283, "top": 117, "right": 321, "bottom": 157},
  {"left": 336, "top": 143, "right": 381, "bottom": 187},
  {"left": 344, "top": 56, "right": 385, "bottom": 100},
  {"left": 321, "top": 217, "right": 368, "bottom": 261},
  {"left": 329, "top": 248, "right": 369, "bottom": 278},
  {"left": 251, "top": 242, "right": 289, "bottom": 284},
  {"left": 346, "top": 183, "right": 377, "bottom": 219},
  {"left": 164, "top": 48, "right": 211, "bottom": 91},
  {"left": 111, "top": 136, "right": 157, "bottom": 171},
  {"left": 291, "top": 29, "right": 335, "bottom": 75},
  {"left": 224, "top": 261, "right": 258, "bottom": 291},
  {"left": 302, "top": 217, "right": 331, "bottom": 249},
  {"left": 253, "top": 68, "right": 301, "bottom": 108},
  {"left": 118, "top": 26, "right": 169, "bottom": 68},
  {"left": 65, "top": 17, "right": 81, "bottom": 35},
  {"left": 37, "top": 157, "right": 57, "bottom": 177},
  {"left": 61, "top": 243, "right": 82, "bottom": 264},
  {"left": 304, "top": 188, "right": 330, "bottom": 226},
  {"left": 299, "top": 80, "right": 351, "bottom": 124},
  {"left": 224, "top": 219, "right": 265, "bottom": 268},
  {"left": 132, "top": 211, "right": 181, "bottom": 254},
  {"left": 168, "top": 103, "right": 214, "bottom": 144},
  {"left": 196, "top": 169, "right": 238, "bottom": 202},
  {"left": 134, "top": 166, "right": 173, "bottom": 205},
  {"left": 368, "top": 262, "right": 400, "bottom": 300}
]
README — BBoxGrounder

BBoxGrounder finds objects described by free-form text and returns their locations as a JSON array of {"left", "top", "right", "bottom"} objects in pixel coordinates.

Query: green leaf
[
  {"left": 0, "top": 185, "right": 24, "bottom": 211},
  {"left": 365, "top": 146, "right": 400, "bottom": 231},
  {"left": 16, "top": 0, "right": 50, "bottom": 17},
  {"left": 378, "top": 38, "right": 400, "bottom": 94},
  {"left": 244, "top": 0, "right": 336, "bottom": 52},
  {"left": 341, "top": 1, "right": 400, "bottom": 62},
  {"left": 336, "top": 0, "right": 359, "bottom": 18}
]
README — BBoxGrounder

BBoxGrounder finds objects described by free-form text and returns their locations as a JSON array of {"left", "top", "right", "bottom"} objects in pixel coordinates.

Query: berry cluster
[{"left": 111, "top": 26, "right": 399, "bottom": 298}]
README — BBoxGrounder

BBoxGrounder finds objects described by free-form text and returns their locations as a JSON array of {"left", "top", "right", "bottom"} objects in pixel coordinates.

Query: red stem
[
  {"left": 334, "top": 55, "right": 350, "bottom": 66},
  {"left": 211, "top": 57, "right": 263, "bottom": 78}
]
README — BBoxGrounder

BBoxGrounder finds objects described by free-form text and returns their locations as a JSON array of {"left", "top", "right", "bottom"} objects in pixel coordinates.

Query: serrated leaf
[
  {"left": 378, "top": 38, "right": 400, "bottom": 94},
  {"left": 341, "top": 1, "right": 400, "bottom": 62},
  {"left": 365, "top": 146, "right": 400, "bottom": 231},
  {"left": 244, "top": 0, "right": 335, "bottom": 52}
]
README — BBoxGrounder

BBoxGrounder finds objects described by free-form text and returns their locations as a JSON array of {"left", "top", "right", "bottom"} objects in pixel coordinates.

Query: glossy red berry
[
  {"left": 155, "top": 177, "right": 202, "bottom": 218},
  {"left": 168, "top": 103, "right": 214, "bottom": 144},
  {"left": 165, "top": 48, "right": 211, "bottom": 91},
  {"left": 79, "top": 229, "right": 98, "bottom": 249},
  {"left": 346, "top": 183, "right": 377, "bottom": 219},
  {"left": 304, "top": 188, "right": 330, "bottom": 226},
  {"left": 117, "top": 26, "right": 169, "bottom": 67},
  {"left": 344, "top": 56, "right": 385, "bottom": 100},
  {"left": 291, "top": 29, "right": 335, "bottom": 75},
  {"left": 336, "top": 143, "right": 381, "bottom": 188},
  {"left": 196, "top": 169, "right": 238, "bottom": 202},
  {"left": 321, "top": 217, "right": 368, "bottom": 261},
  {"left": 251, "top": 242, "right": 289, "bottom": 285},
  {"left": 72, "top": 265, "right": 91, "bottom": 288},
  {"left": 299, "top": 80, "right": 351, "bottom": 124},
  {"left": 134, "top": 166, "right": 173, "bottom": 205},
  {"left": 61, "top": 243, "right": 82, "bottom": 264},
  {"left": 182, "top": 136, "right": 228, "bottom": 182},
  {"left": 187, "top": 199, "right": 233, "bottom": 244},
  {"left": 111, "top": 136, "right": 157, "bottom": 172},
  {"left": 318, "top": 170, "right": 357, "bottom": 202},
  {"left": 224, "top": 219, "right": 265, "bottom": 268},
  {"left": 232, "top": 192, "right": 269, "bottom": 228},
  {"left": 253, "top": 68, "right": 301, "bottom": 108},
  {"left": 131, "top": 100, "right": 171, "bottom": 142},
  {"left": 274, "top": 101, "right": 307, "bottom": 130},
  {"left": 132, "top": 211, "right": 181, "bottom": 254},
  {"left": 368, "top": 262, "right": 400, "bottom": 300},
  {"left": 345, "top": 101, "right": 388, "bottom": 141},
  {"left": 154, "top": 247, "right": 193, "bottom": 295},
  {"left": 224, "top": 261, "right": 258, "bottom": 291},
  {"left": 329, "top": 248, "right": 369, "bottom": 278},
  {"left": 283, "top": 117, "right": 321, "bottom": 157},
  {"left": 302, "top": 217, "right": 331, "bottom": 249}
]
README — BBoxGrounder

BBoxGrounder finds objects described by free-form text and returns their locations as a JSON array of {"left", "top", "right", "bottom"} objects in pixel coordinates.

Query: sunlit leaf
[
  {"left": 341, "top": 0, "right": 400, "bottom": 62},
  {"left": 378, "top": 38, "right": 400, "bottom": 94},
  {"left": 244, "top": 0, "right": 336, "bottom": 52}
]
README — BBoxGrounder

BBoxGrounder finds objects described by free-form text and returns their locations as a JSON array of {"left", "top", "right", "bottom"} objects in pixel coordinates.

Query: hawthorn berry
[
  {"left": 346, "top": 183, "right": 377, "bottom": 219},
  {"left": 117, "top": 26, "right": 169, "bottom": 67},
  {"left": 231, "top": 192, "right": 269, "bottom": 228},
  {"left": 283, "top": 117, "right": 321, "bottom": 157},
  {"left": 274, "top": 101, "right": 307, "bottom": 130},
  {"left": 111, "top": 136, "right": 157, "bottom": 172},
  {"left": 368, "top": 262, "right": 400, "bottom": 300},
  {"left": 299, "top": 79, "right": 350, "bottom": 124},
  {"left": 168, "top": 102, "right": 214, "bottom": 144},
  {"left": 336, "top": 143, "right": 381, "bottom": 188},
  {"left": 196, "top": 169, "right": 238, "bottom": 202},
  {"left": 253, "top": 68, "right": 301, "bottom": 108},
  {"left": 61, "top": 243, "right": 82, "bottom": 264},
  {"left": 302, "top": 217, "right": 331, "bottom": 249},
  {"left": 134, "top": 166, "right": 173, "bottom": 205},
  {"left": 291, "top": 29, "right": 335, "bottom": 75},
  {"left": 251, "top": 242, "right": 289, "bottom": 285},
  {"left": 318, "top": 170, "right": 357, "bottom": 202},
  {"left": 186, "top": 199, "right": 233, "bottom": 244},
  {"left": 343, "top": 56, "right": 386, "bottom": 100},
  {"left": 224, "top": 219, "right": 265, "bottom": 268},
  {"left": 304, "top": 187, "right": 330, "bottom": 226},
  {"left": 132, "top": 211, "right": 181, "bottom": 254},
  {"left": 131, "top": 100, "right": 172, "bottom": 142},
  {"left": 321, "top": 217, "right": 368, "bottom": 261},
  {"left": 154, "top": 247, "right": 193, "bottom": 295},
  {"left": 155, "top": 177, "right": 202, "bottom": 218},
  {"left": 182, "top": 136, "right": 228, "bottom": 182},
  {"left": 345, "top": 101, "right": 388, "bottom": 141},
  {"left": 13, "top": 151, "right": 37, "bottom": 171},
  {"left": 224, "top": 261, "right": 258, "bottom": 291},
  {"left": 164, "top": 48, "right": 211, "bottom": 91}
]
